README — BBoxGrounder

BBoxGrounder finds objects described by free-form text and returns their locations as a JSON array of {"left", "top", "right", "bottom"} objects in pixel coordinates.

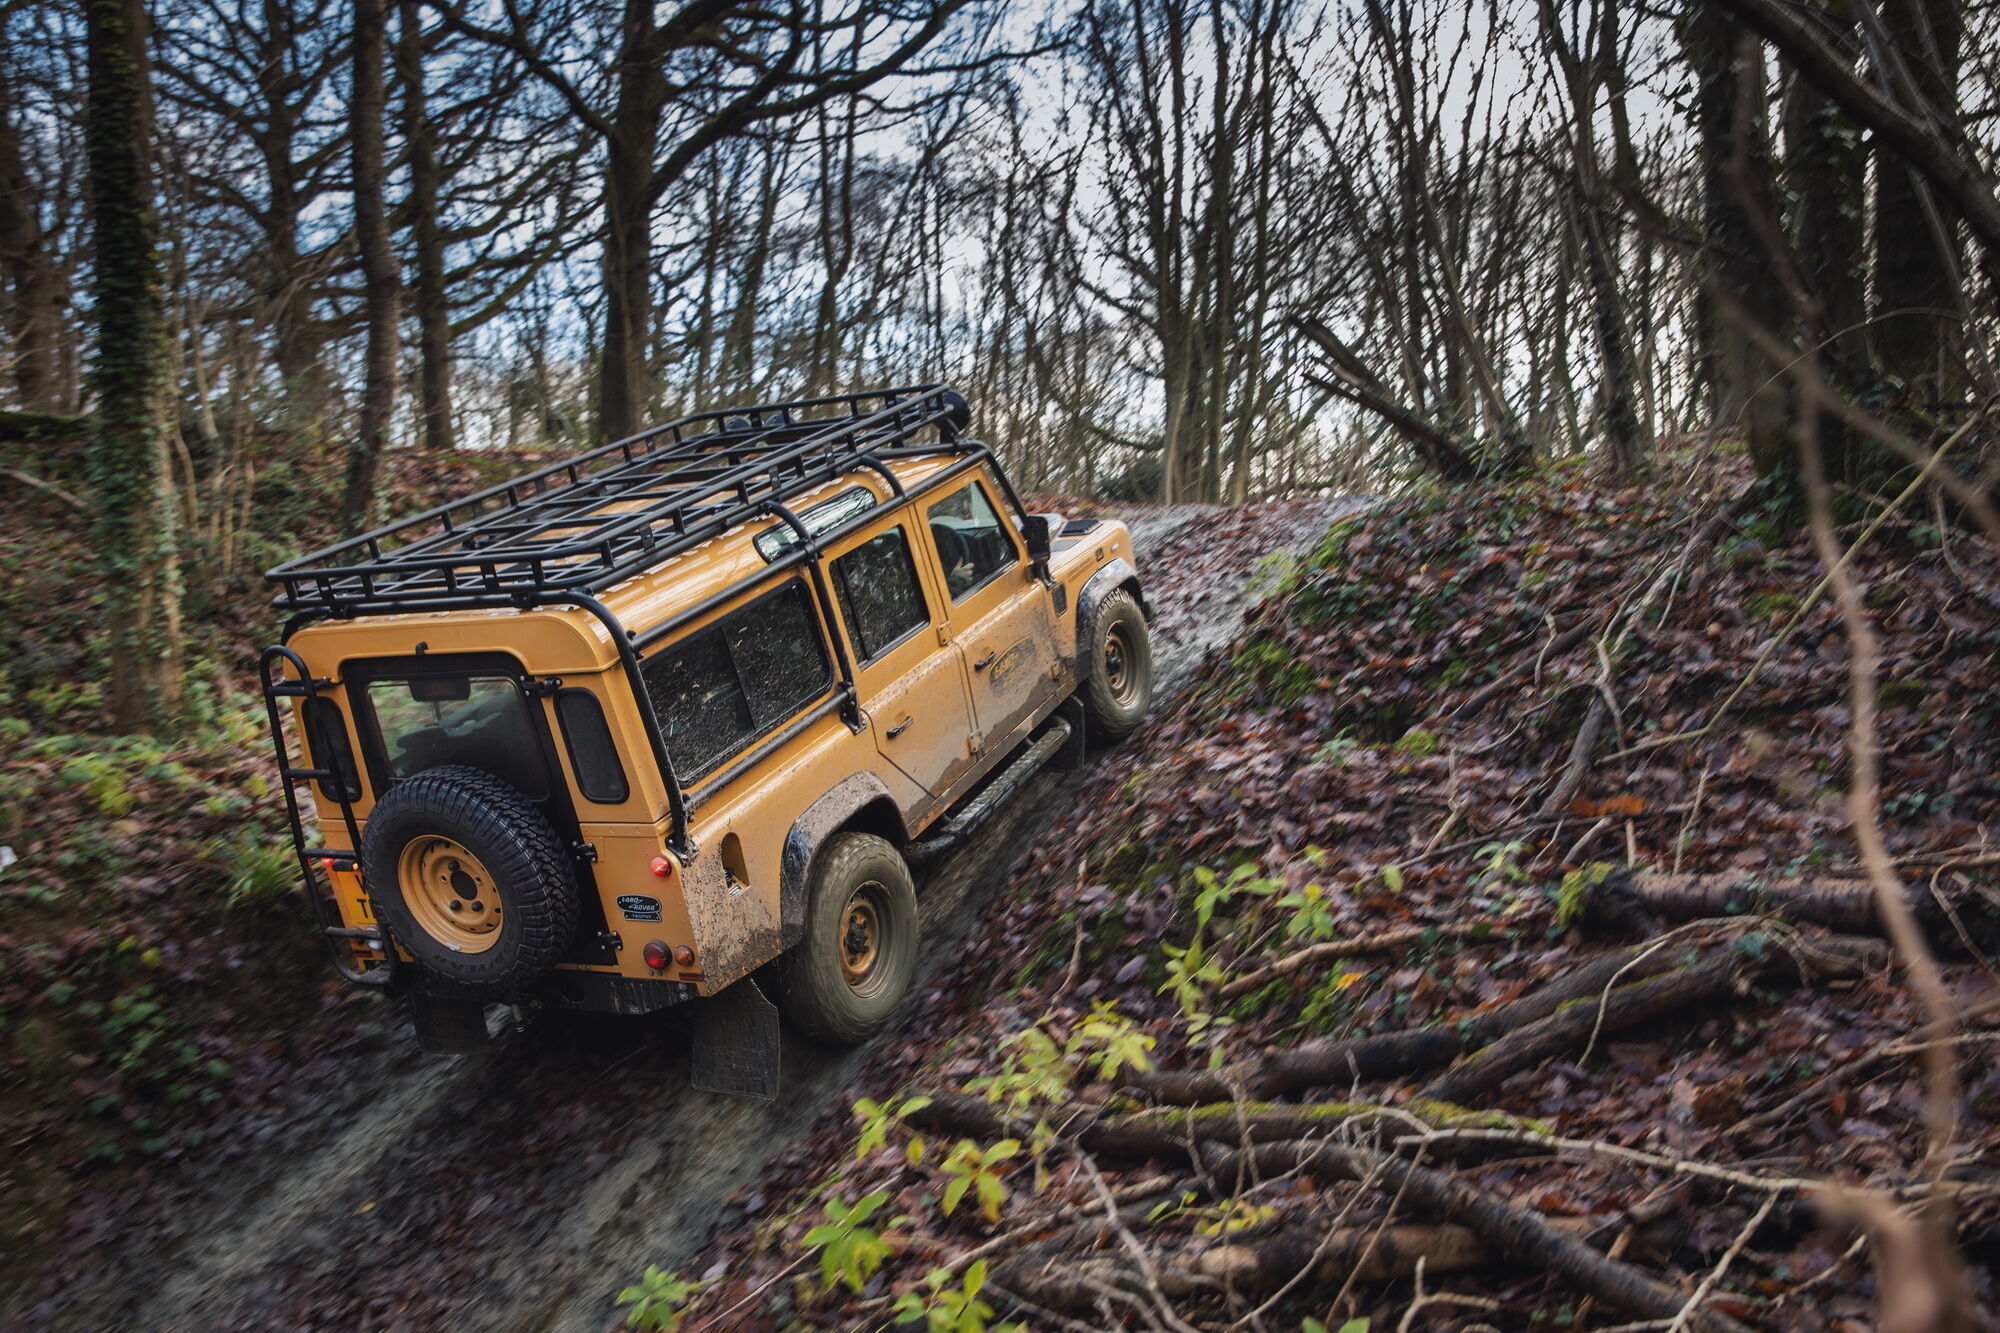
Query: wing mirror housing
[{"left": 1024, "top": 513, "right": 1054, "bottom": 582}]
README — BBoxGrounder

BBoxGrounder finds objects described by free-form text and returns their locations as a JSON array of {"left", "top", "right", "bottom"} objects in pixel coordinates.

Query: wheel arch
[
  {"left": 1074, "top": 557, "right": 1149, "bottom": 677},
  {"left": 779, "top": 772, "right": 908, "bottom": 949}
]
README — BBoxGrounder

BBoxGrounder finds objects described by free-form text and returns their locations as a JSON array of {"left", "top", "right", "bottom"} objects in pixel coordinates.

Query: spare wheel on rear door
[{"left": 360, "top": 764, "right": 580, "bottom": 998}]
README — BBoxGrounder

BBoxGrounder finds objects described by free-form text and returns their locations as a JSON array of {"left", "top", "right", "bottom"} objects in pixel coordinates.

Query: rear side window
[
  {"left": 302, "top": 697, "right": 362, "bottom": 802},
  {"left": 643, "top": 580, "right": 831, "bottom": 778},
  {"left": 832, "top": 527, "right": 928, "bottom": 662},
  {"left": 554, "top": 688, "right": 629, "bottom": 804},
  {"left": 927, "top": 482, "right": 1016, "bottom": 599}
]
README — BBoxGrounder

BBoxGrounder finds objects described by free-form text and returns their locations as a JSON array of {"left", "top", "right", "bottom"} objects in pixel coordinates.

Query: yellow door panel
[
  {"left": 825, "top": 519, "right": 976, "bottom": 795},
  {"left": 922, "top": 475, "right": 1059, "bottom": 742}
]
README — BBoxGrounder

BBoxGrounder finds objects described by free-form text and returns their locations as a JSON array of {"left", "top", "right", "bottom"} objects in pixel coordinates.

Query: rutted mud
[{"left": 11, "top": 497, "right": 1364, "bottom": 1333}]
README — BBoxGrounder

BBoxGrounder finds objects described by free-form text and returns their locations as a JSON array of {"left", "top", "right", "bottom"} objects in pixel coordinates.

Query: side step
[{"left": 906, "top": 714, "right": 1073, "bottom": 865}]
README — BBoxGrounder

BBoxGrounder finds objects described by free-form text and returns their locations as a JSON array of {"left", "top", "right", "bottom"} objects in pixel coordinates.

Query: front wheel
[
  {"left": 1082, "top": 587, "right": 1154, "bottom": 742},
  {"left": 779, "top": 833, "right": 918, "bottom": 1045}
]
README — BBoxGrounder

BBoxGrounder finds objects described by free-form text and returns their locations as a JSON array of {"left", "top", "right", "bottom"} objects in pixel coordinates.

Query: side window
[
  {"left": 642, "top": 580, "right": 831, "bottom": 777},
  {"left": 554, "top": 688, "right": 629, "bottom": 804},
  {"left": 831, "top": 526, "right": 929, "bottom": 662},
  {"left": 927, "top": 481, "right": 1016, "bottom": 600},
  {"left": 302, "top": 697, "right": 362, "bottom": 802}
]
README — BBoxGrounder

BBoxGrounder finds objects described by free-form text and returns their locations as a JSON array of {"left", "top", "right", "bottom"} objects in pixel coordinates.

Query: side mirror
[{"left": 1024, "top": 513, "right": 1053, "bottom": 564}]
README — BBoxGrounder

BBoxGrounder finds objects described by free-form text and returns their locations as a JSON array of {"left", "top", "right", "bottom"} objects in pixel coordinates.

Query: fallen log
[
  {"left": 904, "top": 1092, "right": 1535, "bottom": 1165},
  {"left": 1201, "top": 1139, "right": 1754, "bottom": 1333},
  {"left": 994, "top": 1220, "right": 1492, "bottom": 1310},
  {"left": 1217, "top": 922, "right": 1490, "bottom": 1001},
  {"left": 1424, "top": 934, "right": 1886, "bottom": 1105},
  {"left": 1600, "top": 869, "right": 1997, "bottom": 945},
  {"left": 1130, "top": 941, "right": 1686, "bottom": 1105}
]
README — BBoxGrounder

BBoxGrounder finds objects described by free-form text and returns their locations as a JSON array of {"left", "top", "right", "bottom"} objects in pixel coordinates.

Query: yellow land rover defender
[{"left": 258, "top": 387, "right": 1152, "bottom": 1096}]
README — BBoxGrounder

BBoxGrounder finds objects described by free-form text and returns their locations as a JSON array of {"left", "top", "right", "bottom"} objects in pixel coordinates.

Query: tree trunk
[
  {"left": 1681, "top": 3, "right": 1791, "bottom": 477},
  {"left": 1781, "top": 4, "right": 1867, "bottom": 375},
  {"left": 1870, "top": 0, "right": 1964, "bottom": 407},
  {"left": 0, "top": 35, "right": 67, "bottom": 414},
  {"left": 86, "top": 0, "right": 183, "bottom": 732},
  {"left": 339, "top": 0, "right": 399, "bottom": 534},
  {"left": 398, "top": 0, "right": 453, "bottom": 452},
  {"left": 598, "top": 0, "right": 666, "bottom": 443}
]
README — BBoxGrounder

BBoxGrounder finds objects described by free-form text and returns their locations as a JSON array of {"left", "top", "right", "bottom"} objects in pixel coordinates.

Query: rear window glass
[
  {"left": 832, "top": 527, "right": 928, "bottom": 662},
  {"left": 363, "top": 674, "right": 548, "bottom": 797},
  {"left": 642, "top": 580, "right": 831, "bottom": 778}
]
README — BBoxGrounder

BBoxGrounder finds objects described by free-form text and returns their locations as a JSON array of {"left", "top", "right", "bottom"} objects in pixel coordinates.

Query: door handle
[
  {"left": 885, "top": 715, "right": 913, "bottom": 738},
  {"left": 973, "top": 651, "right": 997, "bottom": 671}
]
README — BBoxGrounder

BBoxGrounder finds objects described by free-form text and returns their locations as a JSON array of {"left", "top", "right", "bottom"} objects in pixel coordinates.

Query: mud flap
[
  {"left": 1049, "top": 696, "right": 1087, "bottom": 772},
  {"left": 691, "top": 975, "right": 780, "bottom": 1101},
  {"left": 405, "top": 987, "right": 495, "bottom": 1055}
]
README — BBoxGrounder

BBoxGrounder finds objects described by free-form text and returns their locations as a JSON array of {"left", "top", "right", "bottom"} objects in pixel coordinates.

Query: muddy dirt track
[{"left": 10, "top": 497, "right": 1362, "bottom": 1333}]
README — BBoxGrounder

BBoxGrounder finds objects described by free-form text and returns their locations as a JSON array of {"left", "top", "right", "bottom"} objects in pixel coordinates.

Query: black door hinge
[
  {"left": 599, "top": 931, "right": 623, "bottom": 952},
  {"left": 522, "top": 676, "right": 564, "bottom": 698},
  {"left": 572, "top": 840, "right": 598, "bottom": 863}
]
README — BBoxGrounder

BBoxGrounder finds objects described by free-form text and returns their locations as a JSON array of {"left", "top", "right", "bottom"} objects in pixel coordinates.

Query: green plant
[
  {"left": 1190, "top": 862, "right": 1280, "bottom": 929},
  {"left": 1394, "top": 727, "right": 1439, "bottom": 758},
  {"left": 210, "top": 837, "right": 298, "bottom": 907},
  {"left": 1159, "top": 936, "right": 1224, "bottom": 1015},
  {"left": 1555, "top": 862, "right": 1613, "bottom": 928},
  {"left": 1276, "top": 880, "right": 1336, "bottom": 942},
  {"left": 615, "top": 1267, "right": 701, "bottom": 1331},
  {"left": 805, "top": 1191, "right": 903, "bottom": 1292},
  {"left": 965, "top": 1025, "right": 1069, "bottom": 1111},
  {"left": 1064, "top": 1001, "right": 1155, "bottom": 1082},
  {"left": 854, "top": 1093, "right": 933, "bottom": 1164},
  {"left": 1303, "top": 1319, "right": 1370, "bottom": 1333},
  {"left": 938, "top": 1139, "right": 1018, "bottom": 1222},
  {"left": 892, "top": 1259, "right": 1022, "bottom": 1333}
]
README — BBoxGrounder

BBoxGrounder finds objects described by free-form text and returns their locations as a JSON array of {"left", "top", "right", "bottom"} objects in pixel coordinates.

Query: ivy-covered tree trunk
[
  {"left": 339, "top": 0, "right": 399, "bottom": 533},
  {"left": 85, "top": 0, "right": 183, "bottom": 732},
  {"left": 1680, "top": 2, "right": 1792, "bottom": 478},
  {"left": 1871, "top": 0, "right": 1964, "bottom": 408}
]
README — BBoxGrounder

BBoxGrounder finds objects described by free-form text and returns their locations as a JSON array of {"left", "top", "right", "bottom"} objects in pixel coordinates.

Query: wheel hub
[
  {"left": 839, "top": 889, "right": 881, "bottom": 986},
  {"left": 398, "top": 836, "right": 502, "bottom": 953},
  {"left": 1103, "top": 625, "right": 1136, "bottom": 703}
]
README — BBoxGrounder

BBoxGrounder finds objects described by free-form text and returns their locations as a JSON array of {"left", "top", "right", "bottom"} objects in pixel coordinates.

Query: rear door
[
  {"left": 921, "top": 473, "right": 1058, "bottom": 748},
  {"left": 826, "top": 519, "right": 976, "bottom": 796}
]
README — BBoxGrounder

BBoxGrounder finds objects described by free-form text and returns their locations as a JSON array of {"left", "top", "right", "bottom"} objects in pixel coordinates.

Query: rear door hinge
[
  {"left": 523, "top": 676, "right": 564, "bottom": 698},
  {"left": 572, "top": 840, "right": 598, "bottom": 863}
]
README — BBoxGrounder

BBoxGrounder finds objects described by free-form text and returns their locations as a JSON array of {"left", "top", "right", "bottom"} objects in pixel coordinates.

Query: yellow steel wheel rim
[
  {"left": 397, "top": 835, "right": 503, "bottom": 954},
  {"left": 839, "top": 885, "right": 885, "bottom": 991}
]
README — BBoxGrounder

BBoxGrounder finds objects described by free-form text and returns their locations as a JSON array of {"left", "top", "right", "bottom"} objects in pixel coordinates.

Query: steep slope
[{"left": 670, "top": 465, "right": 1999, "bottom": 1332}]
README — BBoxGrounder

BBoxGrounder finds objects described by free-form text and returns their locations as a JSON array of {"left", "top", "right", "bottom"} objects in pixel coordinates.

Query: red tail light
[
  {"left": 649, "top": 855, "right": 676, "bottom": 879},
  {"left": 642, "top": 939, "right": 670, "bottom": 970}
]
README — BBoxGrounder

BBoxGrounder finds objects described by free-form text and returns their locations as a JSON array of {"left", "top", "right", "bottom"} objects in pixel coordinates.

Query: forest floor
[
  {"left": 4, "top": 451, "right": 1997, "bottom": 1332},
  {"left": 0, "top": 487, "right": 1360, "bottom": 1330},
  {"left": 654, "top": 456, "right": 2000, "bottom": 1332}
]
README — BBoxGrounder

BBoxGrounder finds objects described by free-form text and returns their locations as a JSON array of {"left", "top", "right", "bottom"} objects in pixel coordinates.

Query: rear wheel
[
  {"left": 360, "top": 765, "right": 579, "bottom": 999},
  {"left": 1083, "top": 587, "right": 1153, "bottom": 742},
  {"left": 779, "top": 833, "right": 917, "bottom": 1045}
]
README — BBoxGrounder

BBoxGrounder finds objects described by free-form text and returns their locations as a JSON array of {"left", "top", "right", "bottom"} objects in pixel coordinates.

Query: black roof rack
[{"left": 266, "top": 385, "right": 974, "bottom": 619}]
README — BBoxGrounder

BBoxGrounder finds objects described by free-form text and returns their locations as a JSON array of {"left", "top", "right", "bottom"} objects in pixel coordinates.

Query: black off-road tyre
[
  {"left": 360, "top": 765, "right": 579, "bottom": 999},
  {"left": 779, "top": 833, "right": 918, "bottom": 1045},
  {"left": 1083, "top": 587, "right": 1154, "bottom": 742}
]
